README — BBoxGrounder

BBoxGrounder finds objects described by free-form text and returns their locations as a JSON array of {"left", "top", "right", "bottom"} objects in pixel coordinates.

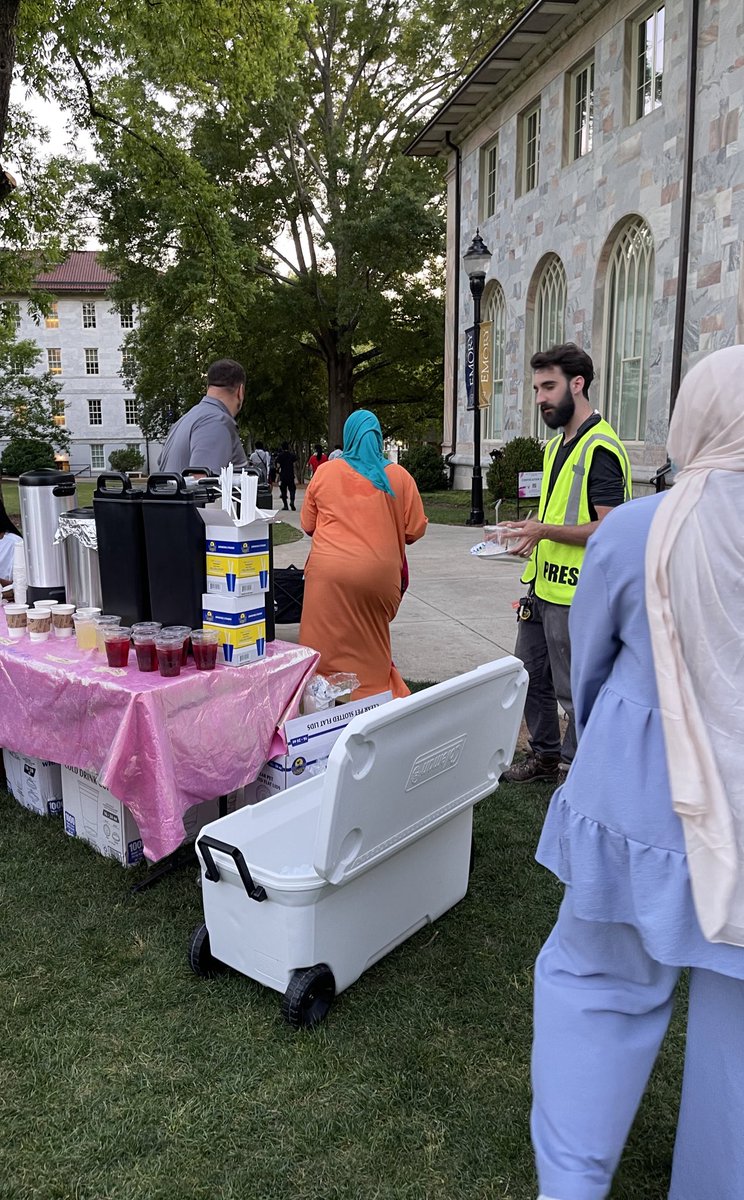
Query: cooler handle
[
  {"left": 197, "top": 834, "right": 267, "bottom": 902},
  {"left": 94, "top": 471, "right": 135, "bottom": 497}
]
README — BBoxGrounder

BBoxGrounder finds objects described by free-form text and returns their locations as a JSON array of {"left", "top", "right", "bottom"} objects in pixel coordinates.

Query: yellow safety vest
[{"left": 521, "top": 417, "right": 632, "bottom": 605}]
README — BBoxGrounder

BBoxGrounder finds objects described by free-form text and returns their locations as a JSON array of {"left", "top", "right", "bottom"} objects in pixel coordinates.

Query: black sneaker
[{"left": 501, "top": 753, "right": 560, "bottom": 784}]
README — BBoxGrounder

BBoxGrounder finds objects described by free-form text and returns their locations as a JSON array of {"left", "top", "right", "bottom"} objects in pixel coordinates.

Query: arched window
[
  {"left": 531, "top": 255, "right": 567, "bottom": 434},
  {"left": 483, "top": 283, "right": 506, "bottom": 441},
  {"left": 603, "top": 218, "right": 654, "bottom": 441}
]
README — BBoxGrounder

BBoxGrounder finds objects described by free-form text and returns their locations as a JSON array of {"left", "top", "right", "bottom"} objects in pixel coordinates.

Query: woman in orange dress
[{"left": 299, "top": 410, "right": 427, "bottom": 699}]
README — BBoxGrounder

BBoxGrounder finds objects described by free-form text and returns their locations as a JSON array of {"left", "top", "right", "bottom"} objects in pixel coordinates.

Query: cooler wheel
[
  {"left": 188, "top": 923, "right": 225, "bottom": 978},
  {"left": 282, "top": 964, "right": 336, "bottom": 1029}
]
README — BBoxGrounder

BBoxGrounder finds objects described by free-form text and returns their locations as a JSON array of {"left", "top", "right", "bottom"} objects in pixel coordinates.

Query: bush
[
  {"left": 109, "top": 447, "right": 145, "bottom": 474},
  {"left": 486, "top": 436, "right": 544, "bottom": 501},
  {"left": 399, "top": 443, "right": 448, "bottom": 492},
  {"left": 1, "top": 438, "right": 57, "bottom": 476}
]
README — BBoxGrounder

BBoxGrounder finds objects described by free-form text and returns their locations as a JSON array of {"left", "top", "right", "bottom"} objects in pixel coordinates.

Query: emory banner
[
  {"left": 465, "top": 326, "right": 476, "bottom": 411},
  {"left": 479, "top": 321, "right": 492, "bottom": 409}
]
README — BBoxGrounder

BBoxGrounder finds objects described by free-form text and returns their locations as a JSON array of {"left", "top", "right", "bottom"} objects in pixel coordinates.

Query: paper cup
[
  {"left": 27, "top": 610, "right": 52, "bottom": 641},
  {"left": 5, "top": 604, "right": 28, "bottom": 640},
  {"left": 52, "top": 603, "right": 76, "bottom": 638}
]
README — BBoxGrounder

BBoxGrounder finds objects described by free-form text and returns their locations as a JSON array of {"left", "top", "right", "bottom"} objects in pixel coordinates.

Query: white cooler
[{"left": 190, "top": 656, "right": 527, "bottom": 1027}]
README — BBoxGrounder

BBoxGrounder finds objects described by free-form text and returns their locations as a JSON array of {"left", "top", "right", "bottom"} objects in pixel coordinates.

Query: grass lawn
[
  {"left": 1, "top": 765, "right": 686, "bottom": 1200},
  {"left": 1, "top": 481, "right": 303, "bottom": 547},
  {"left": 421, "top": 490, "right": 527, "bottom": 527}
]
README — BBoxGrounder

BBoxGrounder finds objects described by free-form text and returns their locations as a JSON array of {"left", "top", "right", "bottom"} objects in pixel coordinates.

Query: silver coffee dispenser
[{"left": 19, "top": 468, "right": 77, "bottom": 603}]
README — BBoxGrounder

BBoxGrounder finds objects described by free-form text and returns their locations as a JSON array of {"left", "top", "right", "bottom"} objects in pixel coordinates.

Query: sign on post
[
  {"left": 478, "top": 321, "right": 492, "bottom": 409},
  {"left": 518, "top": 471, "right": 543, "bottom": 498},
  {"left": 465, "top": 326, "right": 475, "bottom": 411}
]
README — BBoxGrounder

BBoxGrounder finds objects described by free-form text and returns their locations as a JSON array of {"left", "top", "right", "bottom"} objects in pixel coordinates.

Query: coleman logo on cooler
[{"left": 405, "top": 735, "right": 466, "bottom": 791}]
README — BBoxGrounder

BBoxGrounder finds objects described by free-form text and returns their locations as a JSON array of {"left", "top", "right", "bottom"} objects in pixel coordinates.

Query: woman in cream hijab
[{"left": 530, "top": 345, "right": 744, "bottom": 1200}]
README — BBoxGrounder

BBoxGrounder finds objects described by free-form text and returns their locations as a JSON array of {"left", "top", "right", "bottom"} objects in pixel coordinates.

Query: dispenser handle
[
  {"left": 145, "top": 472, "right": 186, "bottom": 497},
  {"left": 93, "top": 471, "right": 132, "bottom": 497}
]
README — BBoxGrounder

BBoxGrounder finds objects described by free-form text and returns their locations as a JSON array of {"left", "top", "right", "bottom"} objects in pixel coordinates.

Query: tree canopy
[{"left": 4, "top": 0, "right": 522, "bottom": 445}]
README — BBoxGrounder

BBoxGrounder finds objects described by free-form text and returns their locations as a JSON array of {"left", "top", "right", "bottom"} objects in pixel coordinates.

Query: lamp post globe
[{"left": 462, "top": 230, "right": 492, "bottom": 526}]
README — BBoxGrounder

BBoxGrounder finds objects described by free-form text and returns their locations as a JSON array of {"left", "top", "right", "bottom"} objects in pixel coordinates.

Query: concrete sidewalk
[{"left": 272, "top": 489, "right": 523, "bottom": 683}]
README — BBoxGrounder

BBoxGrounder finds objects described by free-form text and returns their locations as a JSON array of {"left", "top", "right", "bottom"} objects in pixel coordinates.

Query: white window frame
[
  {"left": 520, "top": 102, "right": 541, "bottom": 195},
  {"left": 602, "top": 218, "right": 655, "bottom": 442},
  {"left": 483, "top": 285, "right": 506, "bottom": 442},
  {"left": 90, "top": 444, "right": 105, "bottom": 471},
  {"left": 119, "top": 303, "right": 134, "bottom": 329},
  {"left": 569, "top": 57, "right": 595, "bottom": 161},
  {"left": 82, "top": 301, "right": 97, "bottom": 329},
  {"left": 88, "top": 399, "right": 103, "bottom": 426},
  {"left": 47, "top": 347, "right": 62, "bottom": 375},
  {"left": 124, "top": 398, "right": 139, "bottom": 426},
  {"left": 52, "top": 397, "right": 66, "bottom": 427},
  {"left": 84, "top": 348, "right": 99, "bottom": 375},
  {"left": 632, "top": 3, "right": 665, "bottom": 122},
  {"left": 121, "top": 348, "right": 135, "bottom": 375},
  {"left": 482, "top": 137, "right": 499, "bottom": 220},
  {"left": 44, "top": 302, "right": 59, "bottom": 330},
  {"left": 3, "top": 301, "right": 20, "bottom": 327},
  {"left": 531, "top": 257, "right": 567, "bottom": 435}
]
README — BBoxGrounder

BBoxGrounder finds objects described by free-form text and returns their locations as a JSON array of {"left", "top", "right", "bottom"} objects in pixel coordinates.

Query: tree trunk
[
  {"left": 327, "top": 348, "right": 355, "bottom": 448},
  {"left": 0, "top": 0, "right": 21, "bottom": 159}
]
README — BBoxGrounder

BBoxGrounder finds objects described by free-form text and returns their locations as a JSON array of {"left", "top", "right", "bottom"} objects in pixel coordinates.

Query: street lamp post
[{"left": 462, "top": 230, "right": 492, "bottom": 526}]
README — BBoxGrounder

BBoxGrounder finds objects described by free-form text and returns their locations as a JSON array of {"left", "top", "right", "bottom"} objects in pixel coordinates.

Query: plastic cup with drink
[
  {"left": 103, "top": 625, "right": 132, "bottom": 668},
  {"left": 94, "top": 615, "right": 122, "bottom": 653},
  {"left": 155, "top": 631, "right": 184, "bottom": 678},
  {"left": 73, "top": 611, "right": 98, "bottom": 650},
  {"left": 161, "top": 626, "right": 191, "bottom": 666},
  {"left": 131, "top": 622, "right": 163, "bottom": 672},
  {"left": 190, "top": 629, "right": 219, "bottom": 671}
]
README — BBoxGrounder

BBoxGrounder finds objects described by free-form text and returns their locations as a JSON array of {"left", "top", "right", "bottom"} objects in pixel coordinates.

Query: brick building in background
[
  {"left": 4, "top": 250, "right": 161, "bottom": 474},
  {"left": 407, "top": 0, "right": 742, "bottom": 490}
]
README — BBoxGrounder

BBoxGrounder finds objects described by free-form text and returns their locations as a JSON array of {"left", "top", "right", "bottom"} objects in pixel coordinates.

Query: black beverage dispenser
[
  {"left": 93, "top": 472, "right": 151, "bottom": 626},
  {"left": 141, "top": 473, "right": 213, "bottom": 630}
]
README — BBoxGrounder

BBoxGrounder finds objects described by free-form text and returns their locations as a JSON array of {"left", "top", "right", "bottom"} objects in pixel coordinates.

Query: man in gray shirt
[{"left": 157, "top": 359, "right": 248, "bottom": 476}]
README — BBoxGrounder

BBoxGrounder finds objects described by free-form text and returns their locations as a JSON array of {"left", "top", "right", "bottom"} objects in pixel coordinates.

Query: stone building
[
  {"left": 407, "top": 0, "right": 742, "bottom": 489},
  {"left": 3, "top": 251, "right": 161, "bottom": 474}
]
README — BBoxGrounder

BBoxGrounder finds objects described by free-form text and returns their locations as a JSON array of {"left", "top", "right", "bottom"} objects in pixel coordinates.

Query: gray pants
[{"left": 514, "top": 594, "right": 576, "bottom": 763}]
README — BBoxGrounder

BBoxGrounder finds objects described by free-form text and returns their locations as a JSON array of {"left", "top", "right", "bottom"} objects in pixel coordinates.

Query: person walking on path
[
  {"left": 157, "top": 359, "right": 248, "bottom": 476},
  {"left": 248, "top": 441, "right": 272, "bottom": 485},
  {"left": 307, "top": 444, "right": 328, "bottom": 476},
  {"left": 531, "top": 345, "right": 744, "bottom": 1200},
  {"left": 299, "top": 410, "right": 427, "bottom": 700},
  {"left": 274, "top": 442, "right": 298, "bottom": 510},
  {"left": 501, "top": 343, "right": 631, "bottom": 784}
]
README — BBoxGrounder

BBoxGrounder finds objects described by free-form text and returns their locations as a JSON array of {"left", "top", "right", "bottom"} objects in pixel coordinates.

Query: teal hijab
[{"left": 341, "top": 410, "right": 394, "bottom": 495}]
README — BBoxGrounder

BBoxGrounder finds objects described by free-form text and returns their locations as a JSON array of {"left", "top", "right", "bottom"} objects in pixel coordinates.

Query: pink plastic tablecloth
[{"left": 0, "top": 613, "right": 319, "bottom": 861}]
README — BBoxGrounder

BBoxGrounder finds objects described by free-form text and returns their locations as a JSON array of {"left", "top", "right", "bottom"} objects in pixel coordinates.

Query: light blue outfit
[
  {"left": 341, "top": 410, "right": 394, "bottom": 495},
  {"left": 532, "top": 493, "right": 744, "bottom": 1200}
]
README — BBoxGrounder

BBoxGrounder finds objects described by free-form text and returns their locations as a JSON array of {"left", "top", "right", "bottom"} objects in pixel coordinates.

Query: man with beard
[{"left": 501, "top": 343, "right": 631, "bottom": 783}]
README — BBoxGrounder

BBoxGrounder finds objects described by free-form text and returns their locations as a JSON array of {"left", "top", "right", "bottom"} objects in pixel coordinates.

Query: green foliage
[
  {"left": 487, "top": 436, "right": 544, "bottom": 501},
  {"left": 399, "top": 442, "right": 448, "bottom": 491},
  {"left": 2, "top": 437, "right": 56, "bottom": 475},
  {"left": 0, "top": 340, "right": 70, "bottom": 452},
  {"left": 108, "top": 447, "right": 144, "bottom": 473}
]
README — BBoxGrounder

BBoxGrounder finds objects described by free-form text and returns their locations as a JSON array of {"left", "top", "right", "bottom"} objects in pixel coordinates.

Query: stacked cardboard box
[{"left": 202, "top": 517, "right": 272, "bottom": 665}]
